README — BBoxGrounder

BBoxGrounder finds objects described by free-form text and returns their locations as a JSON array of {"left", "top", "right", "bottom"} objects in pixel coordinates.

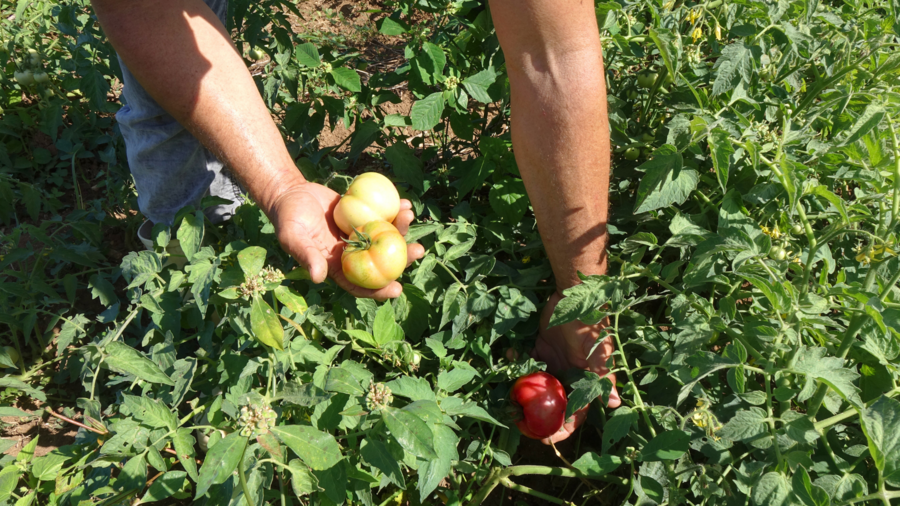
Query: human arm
[
  {"left": 488, "top": 0, "right": 621, "bottom": 442},
  {"left": 90, "top": 0, "right": 423, "bottom": 298}
]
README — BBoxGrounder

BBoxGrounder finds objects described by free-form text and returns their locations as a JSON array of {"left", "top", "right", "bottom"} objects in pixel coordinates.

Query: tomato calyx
[{"left": 343, "top": 226, "right": 373, "bottom": 251}]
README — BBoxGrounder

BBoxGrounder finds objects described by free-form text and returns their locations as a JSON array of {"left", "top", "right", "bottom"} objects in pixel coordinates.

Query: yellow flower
[
  {"left": 692, "top": 27, "right": 704, "bottom": 42},
  {"left": 856, "top": 250, "right": 874, "bottom": 265},
  {"left": 689, "top": 8, "right": 700, "bottom": 24},
  {"left": 715, "top": 24, "right": 723, "bottom": 40},
  {"left": 875, "top": 244, "right": 896, "bottom": 257},
  {"left": 522, "top": 256, "right": 531, "bottom": 264}
]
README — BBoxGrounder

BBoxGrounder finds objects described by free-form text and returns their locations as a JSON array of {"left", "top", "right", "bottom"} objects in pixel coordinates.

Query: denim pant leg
[{"left": 115, "top": 0, "right": 245, "bottom": 226}]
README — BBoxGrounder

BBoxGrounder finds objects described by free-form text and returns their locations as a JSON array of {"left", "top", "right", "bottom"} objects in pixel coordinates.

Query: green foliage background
[{"left": 2, "top": 0, "right": 900, "bottom": 504}]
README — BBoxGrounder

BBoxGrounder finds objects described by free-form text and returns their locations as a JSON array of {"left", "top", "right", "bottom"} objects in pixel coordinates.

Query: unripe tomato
[
  {"left": 510, "top": 372, "right": 567, "bottom": 439},
  {"left": 636, "top": 69, "right": 657, "bottom": 89},
  {"left": 14, "top": 70, "right": 34, "bottom": 86},
  {"left": 769, "top": 246, "right": 787, "bottom": 261},
  {"left": 334, "top": 173, "right": 401, "bottom": 235},
  {"left": 791, "top": 224, "right": 804, "bottom": 235},
  {"left": 249, "top": 47, "right": 264, "bottom": 60},
  {"left": 27, "top": 49, "right": 40, "bottom": 66},
  {"left": 624, "top": 147, "right": 640, "bottom": 160},
  {"left": 3, "top": 346, "right": 19, "bottom": 365},
  {"left": 33, "top": 71, "right": 49, "bottom": 84},
  {"left": 341, "top": 220, "right": 407, "bottom": 289},
  {"left": 641, "top": 132, "right": 655, "bottom": 143},
  {"left": 626, "top": 89, "right": 639, "bottom": 100}
]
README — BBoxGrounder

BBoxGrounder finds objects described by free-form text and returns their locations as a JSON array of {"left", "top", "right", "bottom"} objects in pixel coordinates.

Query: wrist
[{"left": 256, "top": 169, "right": 308, "bottom": 217}]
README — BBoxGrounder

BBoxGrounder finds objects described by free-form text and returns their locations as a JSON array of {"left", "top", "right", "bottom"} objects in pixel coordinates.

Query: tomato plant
[
  {"left": 341, "top": 220, "right": 408, "bottom": 289},
  {"left": 510, "top": 372, "right": 567, "bottom": 439}
]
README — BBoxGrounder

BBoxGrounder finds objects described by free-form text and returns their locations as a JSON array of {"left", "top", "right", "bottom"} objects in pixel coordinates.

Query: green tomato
[
  {"left": 14, "top": 70, "right": 34, "bottom": 86},
  {"left": 662, "top": 72, "right": 674, "bottom": 86},
  {"left": 641, "top": 132, "right": 655, "bottom": 143},
  {"left": 769, "top": 246, "right": 787, "bottom": 261},
  {"left": 636, "top": 70, "right": 658, "bottom": 89},
  {"left": 27, "top": 48, "right": 40, "bottom": 67},
  {"left": 626, "top": 89, "right": 639, "bottom": 100},
  {"left": 249, "top": 47, "right": 265, "bottom": 60},
  {"left": 791, "top": 224, "right": 804, "bottom": 235},
  {"left": 33, "top": 71, "right": 49, "bottom": 84},
  {"left": 624, "top": 147, "right": 640, "bottom": 160}
]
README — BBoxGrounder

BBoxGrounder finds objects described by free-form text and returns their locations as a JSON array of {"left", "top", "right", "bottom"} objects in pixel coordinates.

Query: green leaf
[
  {"left": 462, "top": 67, "right": 499, "bottom": 104},
  {"left": 548, "top": 275, "right": 617, "bottom": 328},
  {"left": 123, "top": 394, "right": 178, "bottom": 431},
  {"left": 173, "top": 429, "right": 198, "bottom": 482},
  {"left": 378, "top": 16, "right": 409, "bottom": 35},
  {"left": 489, "top": 179, "right": 528, "bottom": 224},
  {"left": 0, "top": 377, "right": 47, "bottom": 402},
  {"left": 839, "top": 103, "right": 885, "bottom": 147},
  {"left": 0, "top": 407, "right": 31, "bottom": 417},
  {"left": 348, "top": 120, "right": 382, "bottom": 159},
  {"left": 330, "top": 67, "right": 361, "bottom": 92},
  {"left": 385, "top": 144, "right": 424, "bottom": 192},
  {"left": 140, "top": 470, "right": 187, "bottom": 504},
  {"left": 250, "top": 294, "right": 284, "bottom": 350},
  {"left": 80, "top": 68, "right": 111, "bottom": 110},
  {"left": 324, "top": 367, "right": 365, "bottom": 395},
  {"left": 719, "top": 408, "right": 768, "bottom": 443},
  {"left": 194, "top": 432, "right": 247, "bottom": 498},
  {"left": 633, "top": 145, "right": 696, "bottom": 214},
  {"left": 237, "top": 246, "right": 267, "bottom": 278},
  {"left": 708, "top": 128, "right": 734, "bottom": 192},
  {"left": 381, "top": 407, "right": 438, "bottom": 460},
  {"left": 274, "top": 286, "right": 308, "bottom": 314},
  {"left": 792, "top": 467, "right": 831, "bottom": 506},
  {"left": 641, "top": 476, "right": 665, "bottom": 504},
  {"left": 31, "top": 452, "right": 69, "bottom": 481},
  {"left": 712, "top": 43, "right": 753, "bottom": 97},
  {"left": 105, "top": 342, "right": 175, "bottom": 386},
  {"left": 571, "top": 452, "right": 622, "bottom": 477},
  {"left": 566, "top": 371, "right": 614, "bottom": 417},
  {"left": 360, "top": 439, "right": 405, "bottom": 489},
  {"left": 437, "top": 368, "right": 477, "bottom": 393},
  {"left": 419, "top": 42, "right": 446, "bottom": 85},
  {"left": 295, "top": 43, "right": 321, "bottom": 66},
  {"left": 270, "top": 425, "right": 343, "bottom": 470},
  {"left": 860, "top": 395, "right": 900, "bottom": 487},
  {"left": 177, "top": 211, "right": 204, "bottom": 263},
  {"left": 639, "top": 430, "right": 689, "bottom": 461},
  {"left": 288, "top": 459, "right": 319, "bottom": 496},
  {"left": 603, "top": 406, "right": 637, "bottom": 453},
  {"left": 276, "top": 382, "right": 332, "bottom": 406},
  {"left": 649, "top": 27, "right": 682, "bottom": 80},
  {"left": 791, "top": 346, "right": 862, "bottom": 407},
  {"left": 374, "top": 302, "right": 404, "bottom": 347},
  {"left": 751, "top": 472, "right": 795, "bottom": 506},
  {"left": 410, "top": 92, "right": 445, "bottom": 131}
]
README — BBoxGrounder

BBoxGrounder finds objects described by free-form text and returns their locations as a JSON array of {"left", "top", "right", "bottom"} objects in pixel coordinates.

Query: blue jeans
[{"left": 115, "top": 0, "right": 244, "bottom": 225}]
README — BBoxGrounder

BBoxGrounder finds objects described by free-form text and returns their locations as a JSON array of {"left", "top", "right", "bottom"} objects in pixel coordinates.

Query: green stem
[
  {"left": 238, "top": 443, "right": 257, "bottom": 506},
  {"left": 499, "top": 477, "right": 571, "bottom": 505},
  {"left": 879, "top": 265, "right": 900, "bottom": 302},
  {"left": 889, "top": 122, "right": 900, "bottom": 231},
  {"left": 612, "top": 313, "right": 656, "bottom": 437}
]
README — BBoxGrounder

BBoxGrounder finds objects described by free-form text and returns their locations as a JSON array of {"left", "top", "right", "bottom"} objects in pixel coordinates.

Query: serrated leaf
[
  {"left": 410, "top": 92, "right": 444, "bottom": 131},
  {"left": 708, "top": 128, "right": 734, "bottom": 192},
  {"left": 860, "top": 395, "right": 900, "bottom": 487},
  {"left": 633, "top": 145, "right": 696, "bottom": 214},
  {"left": 566, "top": 371, "right": 614, "bottom": 418}
]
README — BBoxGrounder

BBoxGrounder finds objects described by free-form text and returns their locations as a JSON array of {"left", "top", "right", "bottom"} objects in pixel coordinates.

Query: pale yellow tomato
[{"left": 334, "top": 173, "right": 400, "bottom": 235}]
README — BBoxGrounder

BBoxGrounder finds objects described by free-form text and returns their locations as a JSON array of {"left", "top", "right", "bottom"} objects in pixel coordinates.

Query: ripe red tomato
[
  {"left": 341, "top": 220, "right": 407, "bottom": 289},
  {"left": 334, "top": 173, "right": 401, "bottom": 236},
  {"left": 510, "top": 372, "right": 567, "bottom": 439}
]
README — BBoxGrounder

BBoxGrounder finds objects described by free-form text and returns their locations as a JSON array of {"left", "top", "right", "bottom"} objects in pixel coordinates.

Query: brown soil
[{"left": 2, "top": 401, "right": 78, "bottom": 459}]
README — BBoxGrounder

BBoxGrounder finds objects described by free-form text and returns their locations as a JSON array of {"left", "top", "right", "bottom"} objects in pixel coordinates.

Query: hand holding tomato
[
  {"left": 510, "top": 372, "right": 567, "bottom": 439},
  {"left": 530, "top": 290, "right": 621, "bottom": 443},
  {"left": 267, "top": 181, "right": 424, "bottom": 299},
  {"left": 342, "top": 220, "right": 407, "bottom": 289}
]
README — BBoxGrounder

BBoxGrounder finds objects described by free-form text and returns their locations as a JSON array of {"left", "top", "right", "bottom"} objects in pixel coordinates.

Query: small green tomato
[
  {"left": 791, "top": 224, "right": 804, "bottom": 235},
  {"left": 33, "top": 71, "right": 50, "bottom": 84},
  {"left": 249, "top": 47, "right": 265, "bottom": 60},
  {"left": 624, "top": 147, "right": 640, "bottom": 160},
  {"left": 3, "top": 346, "right": 19, "bottom": 365},
  {"left": 14, "top": 70, "right": 34, "bottom": 86}
]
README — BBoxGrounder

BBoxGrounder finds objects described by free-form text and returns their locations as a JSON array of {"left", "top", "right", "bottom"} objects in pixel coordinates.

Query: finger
[
  {"left": 407, "top": 243, "right": 425, "bottom": 266},
  {"left": 331, "top": 269, "right": 405, "bottom": 300},
  {"left": 393, "top": 208, "right": 415, "bottom": 235},
  {"left": 283, "top": 233, "right": 329, "bottom": 284},
  {"left": 542, "top": 406, "right": 588, "bottom": 445}
]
